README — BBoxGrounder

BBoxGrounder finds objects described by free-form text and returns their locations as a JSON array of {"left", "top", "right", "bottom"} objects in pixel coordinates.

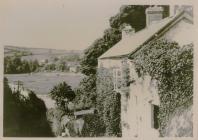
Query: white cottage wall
[
  {"left": 161, "top": 18, "right": 193, "bottom": 46},
  {"left": 127, "top": 61, "right": 160, "bottom": 137},
  {"left": 98, "top": 58, "right": 123, "bottom": 69}
]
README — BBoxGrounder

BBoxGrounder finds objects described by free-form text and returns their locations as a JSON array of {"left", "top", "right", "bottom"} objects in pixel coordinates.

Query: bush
[
  {"left": 81, "top": 114, "right": 106, "bottom": 137},
  {"left": 50, "top": 82, "right": 75, "bottom": 112},
  {"left": 3, "top": 77, "right": 54, "bottom": 137},
  {"left": 74, "top": 75, "right": 97, "bottom": 110}
]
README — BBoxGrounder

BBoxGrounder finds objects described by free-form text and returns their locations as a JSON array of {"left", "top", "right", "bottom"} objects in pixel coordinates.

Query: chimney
[
  {"left": 145, "top": 6, "right": 164, "bottom": 27},
  {"left": 169, "top": 5, "right": 176, "bottom": 16},
  {"left": 121, "top": 24, "right": 135, "bottom": 38}
]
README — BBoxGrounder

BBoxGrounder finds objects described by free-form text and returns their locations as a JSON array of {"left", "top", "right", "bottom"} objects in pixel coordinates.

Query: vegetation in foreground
[{"left": 3, "top": 77, "right": 54, "bottom": 137}]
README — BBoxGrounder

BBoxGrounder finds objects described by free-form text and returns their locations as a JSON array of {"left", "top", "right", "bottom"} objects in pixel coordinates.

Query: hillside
[{"left": 4, "top": 45, "right": 83, "bottom": 62}]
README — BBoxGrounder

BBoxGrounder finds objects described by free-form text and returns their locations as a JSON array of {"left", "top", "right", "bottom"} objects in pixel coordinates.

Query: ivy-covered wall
[
  {"left": 131, "top": 38, "right": 193, "bottom": 136},
  {"left": 96, "top": 57, "right": 131, "bottom": 137},
  {"left": 96, "top": 67, "right": 121, "bottom": 137}
]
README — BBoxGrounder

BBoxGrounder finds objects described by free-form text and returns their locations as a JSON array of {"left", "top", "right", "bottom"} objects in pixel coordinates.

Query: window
[
  {"left": 151, "top": 104, "right": 159, "bottom": 129},
  {"left": 113, "top": 68, "right": 122, "bottom": 89}
]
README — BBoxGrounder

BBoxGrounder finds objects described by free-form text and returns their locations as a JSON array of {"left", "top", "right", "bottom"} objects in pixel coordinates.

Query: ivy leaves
[
  {"left": 97, "top": 67, "right": 121, "bottom": 136},
  {"left": 133, "top": 39, "right": 193, "bottom": 136}
]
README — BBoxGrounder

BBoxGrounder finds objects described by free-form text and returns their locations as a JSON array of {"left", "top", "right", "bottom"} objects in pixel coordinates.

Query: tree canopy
[{"left": 4, "top": 56, "right": 39, "bottom": 74}]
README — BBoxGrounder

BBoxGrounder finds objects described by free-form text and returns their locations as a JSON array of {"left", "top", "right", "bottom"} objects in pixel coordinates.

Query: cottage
[{"left": 98, "top": 5, "right": 193, "bottom": 137}]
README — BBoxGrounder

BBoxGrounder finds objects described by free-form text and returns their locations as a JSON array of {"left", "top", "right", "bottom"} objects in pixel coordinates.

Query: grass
[{"left": 5, "top": 72, "right": 84, "bottom": 95}]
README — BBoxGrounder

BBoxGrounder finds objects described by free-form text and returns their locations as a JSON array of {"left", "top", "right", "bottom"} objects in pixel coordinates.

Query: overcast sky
[{"left": 0, "top": 0, "right": 130, "bottom": 50}]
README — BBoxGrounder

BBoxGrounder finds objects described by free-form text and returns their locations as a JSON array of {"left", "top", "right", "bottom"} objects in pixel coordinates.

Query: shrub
[
  {"left": 3, "top": 77, "right": 54, "bottom": 137},
  {"left": 50, "top": 82, "right": 75, "bottom": 112}
]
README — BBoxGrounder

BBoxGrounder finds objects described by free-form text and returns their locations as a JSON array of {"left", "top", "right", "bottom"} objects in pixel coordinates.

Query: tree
[
  {"left": 50, "top": 82, "right": 75, "bottom": 111},
  {"left": 4, "top": 56, "right": 39, "bottom": 74},
  {"left": 80, "top": 30, "right": 121, "bottom": 76},
  {"left": 74, "top": 75, "right": 96, "bottom": 110},
  {"left": 80, "top": 5, "right": 169, "bottom": 76},
  {"left": 23, "top": 61, "right": 30, "bottom": 73},
  {"left": 29, "top": 60, "right": 38, "bottom": 72},
  {"left": 57, "top": 61, "right": 66, "bottom": 71},
  {"left": 12, "top": 56, "right": 22, "bottom": 67},
  {"left": 33, "top": 60, "right": 39, "bottom": 71}
]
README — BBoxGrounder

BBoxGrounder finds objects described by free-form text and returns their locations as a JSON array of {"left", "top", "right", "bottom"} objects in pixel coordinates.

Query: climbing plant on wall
[
  {"left": 121, "top": 59, "right": 130, "bottom": 87},
  {"left": 130, "top": 38, "right": 193, "bottom": 136},
  {"left": 96, "top": 67, "right": 121, "bottom": 137}
]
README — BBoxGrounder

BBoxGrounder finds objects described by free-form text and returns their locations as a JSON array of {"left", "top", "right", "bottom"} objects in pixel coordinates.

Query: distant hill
[{"left": 4, "top": 45, "right": 84, "bottom": 62}]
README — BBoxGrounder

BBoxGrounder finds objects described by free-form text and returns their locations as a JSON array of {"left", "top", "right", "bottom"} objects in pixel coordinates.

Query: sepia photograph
[{"left": 0, "top": 0, "right": 195, "bottom": 138}]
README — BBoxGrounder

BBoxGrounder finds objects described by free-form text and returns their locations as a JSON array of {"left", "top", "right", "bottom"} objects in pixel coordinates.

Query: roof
[{"left": 99, "top": 11, "right": 193, "bottom": 59}]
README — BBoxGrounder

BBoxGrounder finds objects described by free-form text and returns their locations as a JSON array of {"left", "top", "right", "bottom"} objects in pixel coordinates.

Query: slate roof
[{"left": 99, "top": 11, "right": 192, "bottom": 59}]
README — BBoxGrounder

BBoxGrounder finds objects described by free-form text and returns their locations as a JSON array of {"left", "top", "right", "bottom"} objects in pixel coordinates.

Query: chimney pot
[{"left": 146, "top": 6, "right": 164, "bottom": 27}]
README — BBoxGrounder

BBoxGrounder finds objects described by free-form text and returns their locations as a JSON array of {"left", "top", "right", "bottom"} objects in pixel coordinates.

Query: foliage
[
  {"left": 96, "top": 67, "right": 121, "bottom": 136},
  {"left": 62, "top": 54, "right": 81, "bottom": 62},
  {"left": 3, "top": 77, "right": 54, "bottom": 137},
  {"left": 46, "top": 108, "right": 65, "bottom": 136},
  {"left": 103, "top": 91, "right": 121, "bottom": 136},
  {"left": 110, "top": 5, "right": 169, "bottom": 29},
  {"left": 81, "top": 114, "right": 106, "bottom": 137},
  {"left": 74, "top": 74, "right": 97, "bottom": 110},
  {"left": 121, "top": 59, "right": 130, "bottom": 87},
  {"left": 44, "top": 63, "right": 56, "bottom": 71},
  {"left": 80, "top": 31, "right": 121, "bottom": 75},
  {"left": 50, "top": 82, "right": 75, "bottom": 112},
  {"left": 163, "top": 103, "right": 193, "bottom": 136},
  {"left": 56, "top": 61, "right": 66, "bottom": 71},
  {"left": 4, "top": 56, "right": 39, "bottom": 74},
  {"left": 132, "top": 39, "right": 193, "bottom": 136},
  {"left": 109, "top": 5, "right": 148, "bottom": 29},
  {"left": 11, "top": 50, "right": 32, "bottom": 57},
  {"left": 42, "top": 59, "right": 80, "bottom": 73}
]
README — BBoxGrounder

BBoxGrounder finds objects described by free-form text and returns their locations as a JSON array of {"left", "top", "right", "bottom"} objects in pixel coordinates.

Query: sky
[{"left": 0, "top": 0, "right": 129, "bottom": 50}]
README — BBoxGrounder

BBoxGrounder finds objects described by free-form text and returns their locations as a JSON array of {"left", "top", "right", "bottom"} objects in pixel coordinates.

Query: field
[
  {"left": 4, "top": 45, "right": 84, "bottom": 109},
  {"left": 5, "top": 72, "right": 84, "bottom": 109},
  {"left": 5, "top": 72, "right": 84, "bottom": 95}
]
